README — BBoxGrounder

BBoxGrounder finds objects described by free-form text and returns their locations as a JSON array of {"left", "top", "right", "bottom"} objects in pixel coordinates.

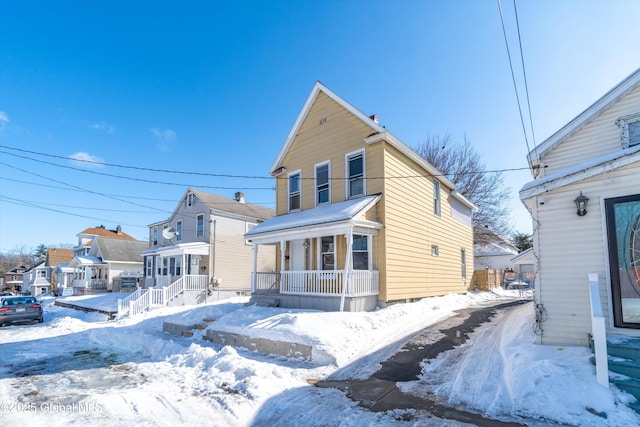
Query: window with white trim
[
  {"left": 352, "top": 234, "right": 369, "bottom": 270},
  {"left": 315, "top": 162, "right": 330, "bottom": 205},
  {"left": 434, "top": 180, "right": 441, "bottom": 217},
  {"left": 196, "top": 213, "right": 204, "bottom": 237},
  {"left": 152, "top": 227, "right": 158, "bottom": 246},
  {"left": 461, "top": 248, "right": 467, "bottom": 280},
  {"left": 289, "top": 171, "right": 301, "bottom": 211},
  {"left": 145, "top": 257, "right": 153, "bottom": 277},
  {"left": 186, "top": 192, "right": 196, "bottom": 207},
  {"left": 347, "top": 151, "right": 364, "bottom": 198},
  {"left": 176, "top": 220, "right": 183, "bottom": 241},
  {"left": 618, "top": 113, "right": 640, "bottom": 148},
  {"left": 320, "top": 236, "right": 335, "bottom": 270}
]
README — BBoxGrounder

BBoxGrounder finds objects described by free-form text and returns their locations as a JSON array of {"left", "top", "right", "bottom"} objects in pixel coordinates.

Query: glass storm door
[{"left": 606, "top": 194, "right": 640, "bottom": 328}]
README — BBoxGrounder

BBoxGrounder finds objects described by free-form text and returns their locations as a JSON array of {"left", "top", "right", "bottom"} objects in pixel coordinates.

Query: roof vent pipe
[{"left": 235, "top": 192, "right": 245, "bottom": 204}]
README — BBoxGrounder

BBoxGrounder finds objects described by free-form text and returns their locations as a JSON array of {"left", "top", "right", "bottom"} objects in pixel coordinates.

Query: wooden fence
[{"left": 471, "top": 269, "right": 505, "bottom": 291}]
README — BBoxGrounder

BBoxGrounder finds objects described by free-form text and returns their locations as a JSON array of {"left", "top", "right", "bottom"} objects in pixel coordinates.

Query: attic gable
[{"left": 270, "top": 81, "right": 385, "bottom": 175}]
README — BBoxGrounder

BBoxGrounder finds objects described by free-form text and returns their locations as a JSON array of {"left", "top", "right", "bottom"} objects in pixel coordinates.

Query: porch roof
[
  {"left": 245, "top": 194, "right": 382, "bottom": 244},
  {"left": 68, "top": 255, "right": 104, "bottom": 267},
  {"left": 141, "top": 241, "right": 210, "bottom": 257}
]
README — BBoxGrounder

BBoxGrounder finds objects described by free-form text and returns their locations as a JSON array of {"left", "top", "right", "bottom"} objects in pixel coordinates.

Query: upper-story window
[
  {"left": 162, "top": 224, "right": 170, "bottom": 245},
  {"left": 315, "top": 162, "right": 330, "bottom": 205},
  {"left": 346, "top": 150, "right": 365, "bottom": 198},
  {"left": 618, "top": 113, "right": 640, "bottom": 148},
  {"left": 186, "top": 192, "right": 196, "bottom": 207},
  {"left": 434, "top": 180, "right": 441, "bottom": 217},
  {"left": 288, "top": 171, "right": 301, "bottom": 211},
  {"left": 196, "top": 213, "right": 204, "bottom": 237},
  {"left": 152, "top": 227, "right": 158, "bottom": 246},
  {"left": 176, "top": 220, "right": 183, "bottom": 241}
]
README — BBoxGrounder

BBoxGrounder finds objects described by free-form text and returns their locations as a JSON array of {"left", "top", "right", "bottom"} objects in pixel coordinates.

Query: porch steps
[
  {"left": 247, "top": 294, "right": 280, "bottom": 307},
  {"left": 604, "top": 336, "right": 640, "bottom": 413}
]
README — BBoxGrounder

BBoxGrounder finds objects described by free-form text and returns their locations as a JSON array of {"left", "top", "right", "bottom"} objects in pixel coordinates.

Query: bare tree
[{"left": 416, "top": 134, "right": 512, "bottom": 244}]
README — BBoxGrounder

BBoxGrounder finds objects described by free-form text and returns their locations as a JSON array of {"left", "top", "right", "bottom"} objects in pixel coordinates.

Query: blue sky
[{"left": 1, "top": 0, "right": 639, "bottom": 252}]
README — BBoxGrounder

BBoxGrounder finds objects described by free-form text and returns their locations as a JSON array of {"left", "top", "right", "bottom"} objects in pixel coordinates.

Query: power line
[
  {"left": 497, "top": 0, "right": 533, "bottom": 158},
  {"left": 1, "top": 144, "right": 532, "bottom": 181},
  {"left": 513, "top": 0, "right": 537, "bottom": 149}
]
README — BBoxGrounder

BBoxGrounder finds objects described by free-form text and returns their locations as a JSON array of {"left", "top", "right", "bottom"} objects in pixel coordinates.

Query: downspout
[
  {"left": 340, "top": 228, "right": 354, "bottom": 312},
  {"left": 209, "top": 214, "right": 216, "bottom": 286}
]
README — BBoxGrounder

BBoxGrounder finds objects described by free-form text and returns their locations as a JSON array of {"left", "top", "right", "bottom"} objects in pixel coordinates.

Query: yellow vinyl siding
[
  {"left": 275, "top": 92, "right": 378, "bottom": 214},
  {"left": 380, "top": 142, "right": 472, "bottom": 301}
]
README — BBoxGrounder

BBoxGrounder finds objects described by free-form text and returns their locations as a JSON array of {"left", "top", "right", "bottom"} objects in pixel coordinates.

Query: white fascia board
[
  {"left": 364, "top": 132, "right": 476, "bottom": 210},
  {"left": 520, "top": 146, "right": 640, "bottom": 199},
  {"left": 528, "top": 67, "right": 640, "bottom": 163},
  {"left": 247, "top": 219, "right": 382, "bottom": 246},
  {"left": 270, "top": 81, "right": 386, "bottom": 174}
]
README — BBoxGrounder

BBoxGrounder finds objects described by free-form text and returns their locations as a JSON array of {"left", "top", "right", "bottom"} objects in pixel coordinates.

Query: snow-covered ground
[{"left": 0, "top": 289, "right": 638, "bottom": 427}]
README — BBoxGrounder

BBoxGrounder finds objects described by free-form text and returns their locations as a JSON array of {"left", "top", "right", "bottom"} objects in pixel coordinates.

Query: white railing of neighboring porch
[
  {"left": 588, "top": 272, "right": 609, "bottom": 388},
  {"left": 117, "top": 275, "right": 208, "bottom": 319},
  {"left": 253, "top": 272, "right": 280, "bottom": 292},
  {"left": 280, "top": 270, "right": 378, "bottom": 297}
]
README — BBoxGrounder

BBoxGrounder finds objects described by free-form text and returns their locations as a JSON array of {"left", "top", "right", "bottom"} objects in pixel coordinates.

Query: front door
[
  {"left": 289, "top": 239, "right": 306, "bottom": 291},
  {"left": 606, "top": 194, "right": 640, "bottom": 328}
]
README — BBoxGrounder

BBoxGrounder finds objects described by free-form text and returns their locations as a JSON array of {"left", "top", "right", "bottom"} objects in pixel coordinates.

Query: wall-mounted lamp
[{"left": 574, "top": 191, "right": 589, "bottom": 217}]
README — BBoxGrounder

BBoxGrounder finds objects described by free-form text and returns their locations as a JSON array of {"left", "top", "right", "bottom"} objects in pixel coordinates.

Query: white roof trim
[
  {"left": 141, "top": 242, "right": 210, "bottom": 257},
  {"left": 270, "top": 82, "right": 386, "bottom": 174},
  {"left": 528, "top": 67, "right": 640, "bottom": 164},
  {"left": 520, "top": 144, "right": 640, "bottom": 199}
]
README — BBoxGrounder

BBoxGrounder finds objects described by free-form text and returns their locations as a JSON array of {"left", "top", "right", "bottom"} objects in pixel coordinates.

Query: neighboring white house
[
  {"left": 520, "top": 67, "right": 640, "bottom": 346},
  {"left": 22, "top": 260, "right": 48, "bottom": 296},
  {"left": 142, "top": 188, "right": 275, "bottom": 300},
  {"left": 473, "top": 232, "right": 519, "bottom": 271},
  {"left": 509, "top": 248, "right": 536, "bottom": 287},
  {"left": 68, "top": 237, "right": 148, "bottom": 295}
]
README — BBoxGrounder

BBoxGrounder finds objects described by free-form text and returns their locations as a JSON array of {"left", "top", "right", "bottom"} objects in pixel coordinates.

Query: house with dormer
[{"left": 245, "top": 82, "right": 475, "bottom": 312}]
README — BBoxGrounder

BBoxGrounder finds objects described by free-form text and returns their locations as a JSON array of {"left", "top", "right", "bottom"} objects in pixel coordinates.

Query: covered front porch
[
  {"left": 141, "top": 241, "right": 211, "bottom": 290},
  {"left": 246, "top": 195, "right": 382, "bottom": 312}
]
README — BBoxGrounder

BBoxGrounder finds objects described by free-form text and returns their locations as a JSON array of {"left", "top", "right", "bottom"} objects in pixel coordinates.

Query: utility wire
[
  {"left": 497, "top": 0, "right": 533, "bottom": 157},
  {"left": 513, "top": 0, "right": 537, "bottom": 149}
]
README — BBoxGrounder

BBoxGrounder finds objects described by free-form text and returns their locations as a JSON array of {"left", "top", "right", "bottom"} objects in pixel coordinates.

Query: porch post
[
  {"left": 340, "top": 228, "right": 354, "bottom": 312},
  {"left": 251, "top": 243, "right": 258, "bottom": 293},
  {"left": 280, "top": 241, "right": 286, "bottom": 291}
]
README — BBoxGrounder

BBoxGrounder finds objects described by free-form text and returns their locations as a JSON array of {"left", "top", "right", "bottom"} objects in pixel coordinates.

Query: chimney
[
  {"left": 235, "top": 192, "right": 245, "bottom": 204},
  {"left": 116, "top": 225, "right": 122, "bottom": 234}
]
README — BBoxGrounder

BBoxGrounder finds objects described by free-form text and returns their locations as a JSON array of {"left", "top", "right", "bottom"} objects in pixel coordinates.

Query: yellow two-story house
[{"left": 246, "top": 82, "right": 475, "bottom": 311}]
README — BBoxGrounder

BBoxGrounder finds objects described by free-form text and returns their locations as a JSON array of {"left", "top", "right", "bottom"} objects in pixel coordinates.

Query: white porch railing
[
  {"left": 280, "top": 270, "right": 379, "bottom": 297},
  {"left": 253, "top": 272, "right": 280, "bottom": 292},
  {"left": 72, "top": 278, "right": 108, "bottom": 288},
  {"left": 117, "top": 275, "right": 208, "bottom": 319}
]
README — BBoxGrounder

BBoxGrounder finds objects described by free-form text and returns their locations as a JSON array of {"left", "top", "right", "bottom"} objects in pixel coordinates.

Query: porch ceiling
[{"left": 245, "top": 194, "right": 382, "bottom": 245}]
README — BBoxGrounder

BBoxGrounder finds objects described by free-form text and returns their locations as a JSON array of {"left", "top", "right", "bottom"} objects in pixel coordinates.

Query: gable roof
[
  {"left": 528, "top": 67, "right": 640, "bottom": 164},
  {"left": 154, "top": 188, "right": 275, "bottom": 226},
  {"left": 45, "top": 247, "right": 74, "bottom": 267},
  {"left": 77, "top": 226, "right": 136, "bottom": 241},
  {"left": 94, "top": 238, "right": 147, "bottom": 263},
  {"left": 269, "top": 82, "right": 476, "bottom": 210}
]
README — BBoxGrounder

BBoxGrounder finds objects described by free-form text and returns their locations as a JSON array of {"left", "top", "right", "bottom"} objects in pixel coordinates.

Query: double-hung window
[
  {"left": 434, "top": 180, "right": 441, "bottom": 217},
  {"left": 320, "top": 236, "right": 335, "bottom": 270},
  {"left": 176, "top": 220, "right": 183, "bottom": 241},
  {"left": 347, "top": 151, "right": 364, "bottom": 198},
  {"left": 289, "top": 171, "right": 301, "bottom": 211},
  {"left": 461, "top": 248, "right": 467, "bottom": 280},
  {"left": 152, "top": 227, "right": 158, "bottom": 246},
  {"left": 196, "top": 213, "right": 204, "bottom": 237},
  {"left": 352, "top": 234, "right": 369, "bottom": 270},
  {"left": 315, "top": 162, "right": 330, "bottom": 205}
]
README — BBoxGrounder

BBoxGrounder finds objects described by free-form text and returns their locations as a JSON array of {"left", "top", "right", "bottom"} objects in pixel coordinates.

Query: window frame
[
  {"left": 152, "top": 227, "right": 158, "bottom": 246},
  {"left": 434, "top": 180, "right": 442, "bottom": 217},
  {"left": 618, "top": 113, "right": 640, "bottom": 148},
  {"left": 176, "top": 220, "right": 183, "bottom": 241},
  {"left": 288, "top": 170, "right": 302, "bottom": 212},
  {"left": 319, "top": 236, "right": 335, "bottom": 271},
  {"left": 461, "top": 248, "right": 467, "bottom": 280},
  {"left": 196, "top": 213, "right": 204, "bottom": 238},
  {"left": 345, "top": 149, "right": 365, "bottom": 198},
  {"left": 352, "top": 234, "right": 370, "bottom": 270},
  {"left": 314, "top": 161, "right": 331, "bottom": 206}
]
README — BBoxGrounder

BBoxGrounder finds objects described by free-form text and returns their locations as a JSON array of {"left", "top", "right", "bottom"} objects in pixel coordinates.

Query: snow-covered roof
[
  {"left": 69, "top": 255, "right": 104, "bottom": 267},
  {"left": 510, "top": 247, "right": 535, "bottom": 264},
  {"left": 245, "top": 195, "right": 382, "bottom": 243},
  {"left": 520, "top": 144, "right": 640, "bottom": 198}
]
